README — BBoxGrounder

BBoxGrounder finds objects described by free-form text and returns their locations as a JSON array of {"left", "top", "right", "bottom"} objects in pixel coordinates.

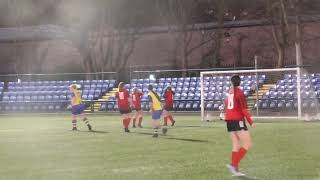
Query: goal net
[{"left": 200, "top": 68, "right": 320, "bottom": 121}]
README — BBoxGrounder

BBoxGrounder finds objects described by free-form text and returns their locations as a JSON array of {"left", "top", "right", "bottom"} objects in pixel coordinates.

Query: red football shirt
[
  {"left": 116, "top": 89, "right": 130, "bottom": 110},
  {"left": 131, "top": 91, "right": 143, "bottom": 109},
  {"left": 164, "top": 90, "right": 175, "bottom": 109},
  {"left": 225, "top": 87, "right": 253, "bottom": 125}
]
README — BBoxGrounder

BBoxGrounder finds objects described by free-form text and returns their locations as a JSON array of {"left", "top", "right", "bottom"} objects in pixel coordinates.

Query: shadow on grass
[
  {"left": 131, "top": 132, "right": 208, "bottom": 143},
  {"left": 235, "top": 176, "right": 258, "bottom": 180},
  {"left": 140, "top": 125, "right": 217, "bottom": 129},
  {"left": 164, "top": 137, "right": 209, "bottom": 143},
  {"left": 130, "top": 132, "right": 154, "bottom": 136},
  {"left": 75, "top": 130, "right": 108, "bottom": 134},
  {"left": 176, "top": 125, "right": 218, "bottom": 129}
]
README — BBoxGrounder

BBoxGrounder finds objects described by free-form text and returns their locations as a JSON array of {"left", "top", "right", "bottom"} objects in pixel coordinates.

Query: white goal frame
[{"left": 200, "top": 68, "right": 301, "bottom": 121}]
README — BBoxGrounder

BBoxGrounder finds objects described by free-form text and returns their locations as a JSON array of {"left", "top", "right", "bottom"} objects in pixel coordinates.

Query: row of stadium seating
[
  {"left": 258, "top": 73, "right": 320, "bottom": 111},
  {"left": 2, "top": 80, "right": 116, "bottom": 102},
  {"left": 8, "top": 80, "right": 116, "bottom": 86},
  {"left": 258, "top": 99, "right": 319, "bottom": 110},
  {"left": 0, "top": 102, "right": 67, "bottom": 112},
  {"left": 263, "top": 73, "right": 320, "bottom": 100}
]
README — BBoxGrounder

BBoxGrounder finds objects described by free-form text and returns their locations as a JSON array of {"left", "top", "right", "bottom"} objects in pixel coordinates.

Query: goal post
[{"left": 200, "top": 67, "right": 308, "bottom": 121}]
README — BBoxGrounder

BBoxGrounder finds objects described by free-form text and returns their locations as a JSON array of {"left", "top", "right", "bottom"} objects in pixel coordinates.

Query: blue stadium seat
[
  {"left": 46, "top": 95, "right": 53, "bottom": 101},
  {"left": 87, "top": 95, "right": 94, "bottom": 100},
  {"left": 10, "top": 96, "right": 17, "bottom": 101},
  {"left": 205, "top": 102, "right": 213, "bottom": 111},
  {"left": 53, "top": 95, "right": 60, "bottom": 101},
  {"left": 178, "top": 101, "right": 186, "bottom": 111},
  {"left": 48, "top": 104, "right": 55, "bottom": 111},
  {"left": 17, "top": 95, "right": 24, "bottom": 101},
  {"left": 192, "top": 102, "right": 200, "bottom": 110},
  {"left": 185, "top": 102, "right": 193, "bottom": 111},
  {"left": 55, "top": 104, "right": 62, "bottom": 110}
]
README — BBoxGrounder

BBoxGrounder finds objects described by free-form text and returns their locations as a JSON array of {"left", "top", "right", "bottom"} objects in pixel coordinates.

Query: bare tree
[
  {"left": 266, "top": 0, "right": 290, "bottom": 68},
  {"left": 70, "top": 0, "right": 140, "bottom": 81},
  {"left": 157, "top": 0, "right": 223, "bottom": 72}
]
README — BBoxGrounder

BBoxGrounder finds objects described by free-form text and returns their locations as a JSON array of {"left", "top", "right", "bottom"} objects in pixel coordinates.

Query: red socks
[
  {"left": 164, "top": 115, "right": 174, "bottom": 125},
  {"left": 232, "top": 151, "right": 239, "bottom": 171},
  {"left": 238, "top": 147, "right": 248, "bottom": 163},
  {"left": 168, "top": 115, "right": 175, "bottom": 123},
  {"left": 164, "top": 117, "right": 168, "bottom": 126},
  {"left": 232, "top": 147, "right": 248, "bottom": 171},
  {"left": 133, "top": 118, "right": 136, "bottom": 125},
  {"left": 123, "top": 118, "right": 131, "bottom": 128},
  {"left": 138, "top": 117, "right": 143, "bottom": 125}
]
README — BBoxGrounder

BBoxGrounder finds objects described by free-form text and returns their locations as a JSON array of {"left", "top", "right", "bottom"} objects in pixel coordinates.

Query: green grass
[{"left": 0, "top": 114, "right": 320, "bottom": 180}]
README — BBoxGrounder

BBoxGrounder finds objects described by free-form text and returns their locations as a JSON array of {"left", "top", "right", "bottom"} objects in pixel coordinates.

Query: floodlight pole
[{"left": 255, "top": 56, "right": 259, "bottom": 116}]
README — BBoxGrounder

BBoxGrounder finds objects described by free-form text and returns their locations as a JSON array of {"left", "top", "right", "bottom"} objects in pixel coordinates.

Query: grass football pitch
[{"left": 0, "top": 114, "right": 319, "bottom": 180}]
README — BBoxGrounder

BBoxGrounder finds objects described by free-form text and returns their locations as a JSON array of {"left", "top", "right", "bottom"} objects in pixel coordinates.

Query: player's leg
[
  {"left": 132, "top": 110, "right": 138, "bottom": 128},
  {"left": 138, "top": 110, "right": 143, "bottom": 128},
  {"left": 77, "top": 104, "right": 92, "bottom": 131},
  {"left": 225, "top": 121, "right": 246, "bottom": 176},
  {"left": 236, "top": 130, "right": 253, "bottom": 166},
  {"left": 151, "top": 118, "right": 160, "bottom": 137},
  {"left": 71, "top": 114, "right": 77, "bottom": 131},
  {"left": 151, "top": 110, "right": 163, "bottom": 137},
  {"left": 80, "top": 112, "right": 92, "bottom": 131},
  {"left": 71, "top": 106, "right": 79, "bottom": 131},
  {"left": 126, "top": 112, "right": 131, "bottom": 129},
  {"left": 229, "top": 132, "right": 241, "bottom": 172},
  {"left": 227, "top": 132, "right": 246, "bottom": 176},
  {"left": 167, "top": 112, "right": 176, "bottom": 126},
  {"left": 122, "top": 113, "right": 130, "bottom": 132},
  {"left": 163, "top": 110, "right": 169, "bottom": 126}
]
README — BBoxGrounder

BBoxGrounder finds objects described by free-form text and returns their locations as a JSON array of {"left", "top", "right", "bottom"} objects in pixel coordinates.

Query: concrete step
[{"left": 246, "top": 83, "right": 275, "bottom": 109}]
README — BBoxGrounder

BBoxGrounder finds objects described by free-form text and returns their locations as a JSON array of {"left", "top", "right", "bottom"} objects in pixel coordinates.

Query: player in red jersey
[
  {"left": 131, "top": 88, "right": 144, "bottom": 128},
  {"left": 163, "top": 86, "right": 176, "bottom": 126},
  {"left": 115, "top": 82, "right": 132, "bottom": 133},
  {"left": 225, "top": 75, "right": 254, "bottom": 177}
]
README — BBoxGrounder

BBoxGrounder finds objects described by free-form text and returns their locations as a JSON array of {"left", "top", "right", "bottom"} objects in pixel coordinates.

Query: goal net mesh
[{"left": 200, "top": 68, "right": 320, "bottom": 121}]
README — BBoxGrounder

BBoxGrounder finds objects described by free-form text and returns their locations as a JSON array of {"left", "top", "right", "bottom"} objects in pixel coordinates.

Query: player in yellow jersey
[
  {"left": 148, "top": 85, "right": 168, "bottom": 137},
  {"left": 69, "top": 84, "right": 92, "bottom": 131}
]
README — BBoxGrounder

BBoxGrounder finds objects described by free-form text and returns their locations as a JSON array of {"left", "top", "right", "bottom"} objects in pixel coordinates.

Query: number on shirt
[
  {"left": 119, "top": 92, "right": 125, "bottom": 100},
  {"left": 227, "top": 94, "right": 234, "bottom": 109},
  {"left": 132, "top": 95, "right": 136, "bottom": 101}
]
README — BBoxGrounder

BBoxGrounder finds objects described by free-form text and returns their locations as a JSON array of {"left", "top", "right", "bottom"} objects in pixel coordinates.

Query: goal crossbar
[{"left": 200, "top": 68, "right": 298, "bottom": 76}]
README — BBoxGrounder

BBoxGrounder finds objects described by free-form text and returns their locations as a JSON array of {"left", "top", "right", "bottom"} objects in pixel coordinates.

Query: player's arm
[
  {"left": 148, "top": 95, "right": 153, "bottom": 112},
  {"left": 70, "top": 90, "right": 79, "bottom": 105},
  {"left": 115, "top": 92, "right": 119, "bottom": 101},
  {"left": 163, "top": 91, "right": 167, "bottom": 99},
  {"left": 238, "top": 92, "right": 254, "bottom": 127},
  {"left": 71, "top": 95, "right": 76, "bottom": 105},
  {"left": 126, "top": 91, "right": 132, "bottom": 106}
]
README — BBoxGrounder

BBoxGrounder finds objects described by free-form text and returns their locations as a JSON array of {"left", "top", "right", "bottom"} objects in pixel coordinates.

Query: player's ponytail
[
  {"left": 118, "top": 82, "right": 125, "bottom": 91},
  {"left": 231, "top": 75, "right": 241, "bottom": 94}
]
